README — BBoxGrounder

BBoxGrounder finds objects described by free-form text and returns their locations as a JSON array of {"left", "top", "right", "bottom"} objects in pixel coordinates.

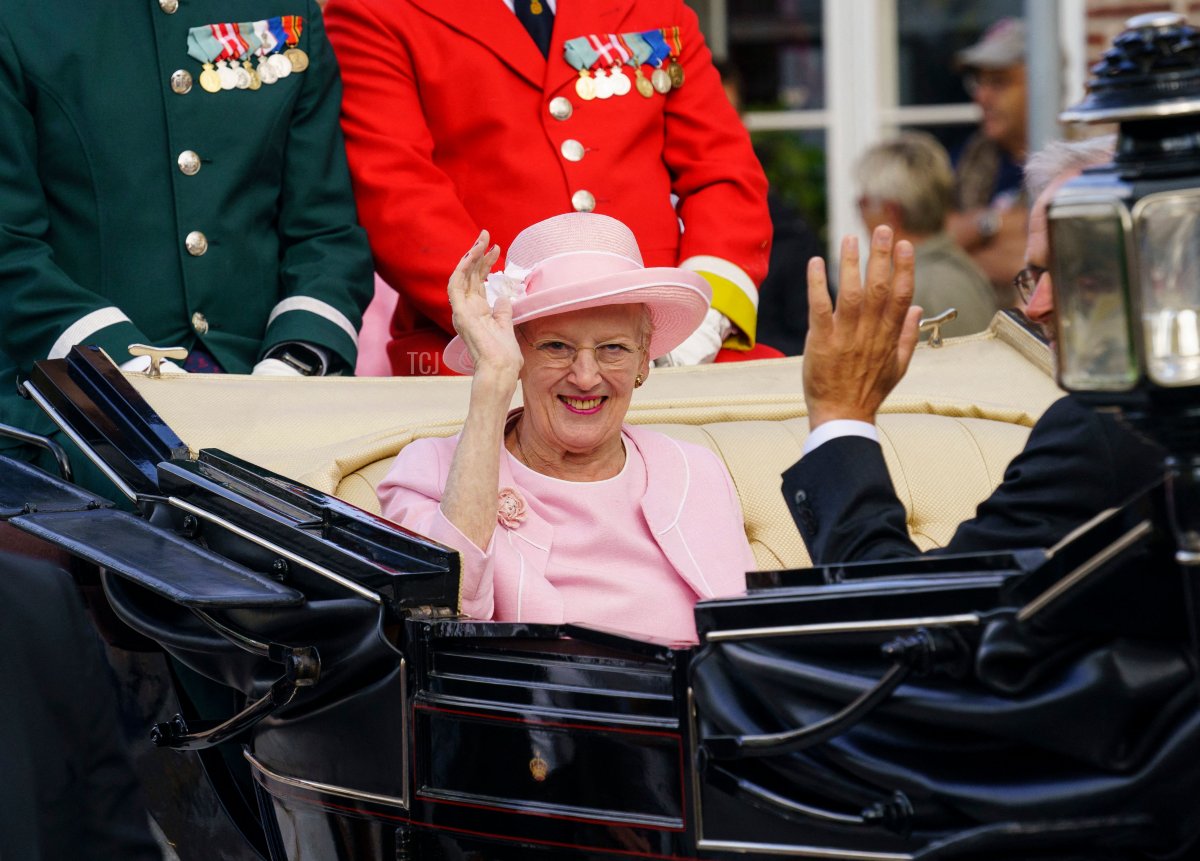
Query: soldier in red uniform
[{"left": 325, "top": 0, "right": 774, "bottom": 375}]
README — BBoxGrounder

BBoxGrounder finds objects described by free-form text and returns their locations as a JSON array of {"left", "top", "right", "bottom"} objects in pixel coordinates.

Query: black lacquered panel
[
  {"left": 414, "top": 703, "right": 685, "bottom": 828},
  {"left": 0, "top": 455, "right": 112, "bottom": 519},
  {"left": 11, "top": 508, "right": 304, "bottom": 608},
  {"left": 158, "top": 451, "right": 461, "bottom": 611},
  {"left": 426, "top": 648, "right": 678, "bottom": 725}
]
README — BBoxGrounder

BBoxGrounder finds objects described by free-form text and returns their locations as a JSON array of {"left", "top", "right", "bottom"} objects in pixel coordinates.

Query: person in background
[
  {"left": 0, "top": 1, "right": 374, "bottom": 493},
  {"left": 783, "top": 135, "right": 1163, "bottom": 565},
  {"left": 0, "top": 553, "right": 160, "bottom": 861},
  {"left": 856, "top": 132, "right": 998, "bottom": 338},
  {"left": 324, "top": 0, "right": 775, "bottom": 377},
  {"left": 948, "top": 17, "right": 1031, "bottom": 306},
  {"left": 717, "top": 59, "right": 825, "bottom": 356},
  {"left": 378, "top": 213, "right": 753, "bottom": 644}
]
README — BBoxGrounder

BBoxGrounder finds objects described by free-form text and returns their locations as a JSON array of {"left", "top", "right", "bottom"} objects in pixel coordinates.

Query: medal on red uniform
[
  {"left": 282, "top": 15, "right": 309, "bottom": 73},
  {"left": 663, "top": 25, "right": 685, "bottom": 89},
  {"left": 597, "top": 34, "right": 633, "bottom": 96},
  {"left": 530, "top": 0, "right": 544, "bottom": 13},
  {"left": 563, "top": 37, "right": 600, "bottom": 100},
  {"left": 618, "top": 33, "right": 654, "bottom": 98},
  {"left": 639, "top": 28, "right": 673, "bottom": 94},
  {"left": 586, "top": 34, "right": 618, "bottom": 99}
]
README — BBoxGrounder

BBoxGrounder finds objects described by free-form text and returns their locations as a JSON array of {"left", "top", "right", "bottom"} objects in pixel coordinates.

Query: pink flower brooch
[{"left": 497, "top": 487, "right": 527, "bottom": 529}]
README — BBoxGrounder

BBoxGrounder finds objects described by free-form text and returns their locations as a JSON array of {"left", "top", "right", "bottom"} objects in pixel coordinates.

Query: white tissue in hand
[{"left": 483, "top": 268, "right": 529, "bottom": 308}]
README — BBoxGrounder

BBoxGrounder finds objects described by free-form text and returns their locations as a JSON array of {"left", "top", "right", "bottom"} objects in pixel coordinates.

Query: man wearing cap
[
  {"left": 324, "top": 0, "right": 773, "bottom": 376},
  {"left": 0, "top": 1, "right": 373, "bottom": 487},
  {"left": 949, "top": 16, "right": 1031, "bottom": 304}
]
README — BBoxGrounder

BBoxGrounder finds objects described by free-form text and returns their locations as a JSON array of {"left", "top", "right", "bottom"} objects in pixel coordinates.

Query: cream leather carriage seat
[
  {"left": 128, "top": 314, "right": 1063, "bottom": 572},
  {"left": 337, "top": 412, "right": 1035, "bottom": 571}
]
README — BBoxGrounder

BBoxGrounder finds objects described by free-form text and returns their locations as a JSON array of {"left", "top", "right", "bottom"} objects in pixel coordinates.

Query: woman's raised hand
[{"left": 448, "top": 230, "right": 523, "bottom": 380}]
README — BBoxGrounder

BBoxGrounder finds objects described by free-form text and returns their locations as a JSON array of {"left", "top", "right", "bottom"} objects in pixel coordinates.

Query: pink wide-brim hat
[{"left": 444, "top": 213, "right": 712, "bottom": 375}]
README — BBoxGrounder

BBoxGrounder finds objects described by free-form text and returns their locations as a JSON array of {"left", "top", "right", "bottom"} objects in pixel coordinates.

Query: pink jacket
[{"left": 377, "top": 425, "right": 754, "bottom": 634}]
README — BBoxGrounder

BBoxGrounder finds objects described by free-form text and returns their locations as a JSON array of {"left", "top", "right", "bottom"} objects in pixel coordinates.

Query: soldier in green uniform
[{"left": 0, "top": 1, "right": 373, "bottom": 490}]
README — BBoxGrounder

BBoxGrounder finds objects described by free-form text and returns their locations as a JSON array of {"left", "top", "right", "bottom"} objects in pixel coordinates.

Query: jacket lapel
[
  {"left": 544, "top": 0, "right": 637, "bottom": 94},
  {"left": 419, "top": 2, "right": 548, "bottom": 88},
  {"left": 627, "top": 426, "right": 718, "bottom": 600}
]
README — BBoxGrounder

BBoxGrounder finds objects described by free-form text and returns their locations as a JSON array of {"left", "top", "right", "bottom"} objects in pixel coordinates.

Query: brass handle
[
  {"left": 127, "top": 344, "right": 189, "bottom": 377},
  {"left": 918, "top": 308, "right": 958, "bottom": 348}
]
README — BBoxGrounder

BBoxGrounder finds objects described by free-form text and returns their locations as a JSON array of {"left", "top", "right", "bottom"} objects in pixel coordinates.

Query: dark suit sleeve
[
  {"left": 0, "top": 553, "right": 159, "bottom": 861},
  {"left": 782, "top": 397, "right": 1165, "bottom": 565},
  {"left": 261, "top": 1, "right": 375, "bottom": 370},
  {"left": 782, "top": 434, "right": 920, "bottom": 564}
]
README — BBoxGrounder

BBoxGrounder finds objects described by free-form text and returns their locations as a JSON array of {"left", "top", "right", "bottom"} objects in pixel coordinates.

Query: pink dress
[{"left": 377, "top": 424, "right": 754, "bottom": 645}]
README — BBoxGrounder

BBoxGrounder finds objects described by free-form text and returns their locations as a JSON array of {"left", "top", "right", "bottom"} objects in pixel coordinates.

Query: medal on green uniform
[
  {"left": 282, "top": 15, "right": 309, "bottom": 73},
  {"left": 186, "top": 25, "right": 225, "bottom": 93}
]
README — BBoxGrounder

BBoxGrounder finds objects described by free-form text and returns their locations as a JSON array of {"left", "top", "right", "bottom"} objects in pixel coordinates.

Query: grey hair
[
  {"left": 855, "top": 132, "right": 954, "bottom": 235},
  {"left": 1024, "top": 134, "right": 1116, "bottom": 201}
]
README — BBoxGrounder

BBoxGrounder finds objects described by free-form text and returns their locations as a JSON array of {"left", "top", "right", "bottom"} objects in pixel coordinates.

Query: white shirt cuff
[{"left": 802, "top": 420, "right": 879, "bottom": 455}]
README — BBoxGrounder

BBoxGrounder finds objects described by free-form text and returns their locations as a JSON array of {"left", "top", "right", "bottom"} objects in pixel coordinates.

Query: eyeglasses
[
  {"left": 963, "top": 69, "right": 1021, "bottom": 98},
  {"left": 518, "top": 330, "right": 645, "bottom": 369},
  {"left": 1013, "top": 264, "right": 1048, "bottom": 305}
]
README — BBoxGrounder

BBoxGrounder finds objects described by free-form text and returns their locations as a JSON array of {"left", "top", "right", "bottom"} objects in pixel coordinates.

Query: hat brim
[{"left": 444, "top": 268, "right": 712, "bottom": 375}]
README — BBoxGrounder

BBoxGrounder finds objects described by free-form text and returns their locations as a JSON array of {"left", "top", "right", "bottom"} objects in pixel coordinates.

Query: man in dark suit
[
  {"left": 0, "top": 552, "right": 160, "bottom": 860},
  {"left": 783, "top": 138, "right": 1164, "bottom": 563}
]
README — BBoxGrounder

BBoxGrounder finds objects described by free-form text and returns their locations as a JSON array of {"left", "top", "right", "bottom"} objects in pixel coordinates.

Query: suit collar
[
  {"left": 546, "top": 0, "right": 637, "bottom": 94},
  {"left": 417, "top": 1, "right": 549, "bottom": 87},
  {"left": 417, "top": 1, "right": 638, "bottom": 92}
]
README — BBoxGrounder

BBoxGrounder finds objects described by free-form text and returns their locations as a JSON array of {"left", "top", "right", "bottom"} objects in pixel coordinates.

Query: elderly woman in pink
[
  {"left": 377, "top": 213, "right": 753, "bottom": 644},
  {"left": 376, "top": 214, "right": 748, "bottom": 647}
]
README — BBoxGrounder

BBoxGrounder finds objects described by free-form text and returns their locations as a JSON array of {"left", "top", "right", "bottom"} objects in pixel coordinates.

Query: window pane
[
  {"left": 751, "top": 130, "right": 828, "bottom": 245},
  {"left": 897, "top": 0, "right": 1025, "bottom": 106},
  {"left": 728, "top": 0, "right": 825, "bottom": 110}
]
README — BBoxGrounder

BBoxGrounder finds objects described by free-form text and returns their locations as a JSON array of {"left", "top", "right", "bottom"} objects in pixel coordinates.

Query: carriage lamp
[{"left": 1052, "top": 12, "right": 1200, "bottom": 562}]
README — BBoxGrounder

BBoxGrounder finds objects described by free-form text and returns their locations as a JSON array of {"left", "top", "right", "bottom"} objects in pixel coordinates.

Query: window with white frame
[{"left": 692, "top": 0, "right": 1086, "bottom": 263}]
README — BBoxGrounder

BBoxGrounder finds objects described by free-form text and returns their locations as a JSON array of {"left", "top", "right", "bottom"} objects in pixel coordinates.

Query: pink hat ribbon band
[{"left": 522, "top": 250, "right": 643, "bottom": 296}]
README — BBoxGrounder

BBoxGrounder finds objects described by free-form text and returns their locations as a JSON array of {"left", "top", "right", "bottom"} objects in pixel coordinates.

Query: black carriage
[{"left": 2, "top": 334, "right": 1197, "bottom": 861}]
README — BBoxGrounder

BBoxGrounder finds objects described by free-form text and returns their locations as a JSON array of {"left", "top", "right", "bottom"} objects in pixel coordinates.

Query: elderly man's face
[
  {"left": 1022, "top": 169, "right": 1085, "bottom": 342},
  {"left": 968, "top": 63, "right": 1028, "bottom": 155}
]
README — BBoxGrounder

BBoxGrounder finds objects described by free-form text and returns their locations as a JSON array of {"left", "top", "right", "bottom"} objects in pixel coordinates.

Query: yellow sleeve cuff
[{"left": 696, "top": 270, "right": 758, "bottom": 349}]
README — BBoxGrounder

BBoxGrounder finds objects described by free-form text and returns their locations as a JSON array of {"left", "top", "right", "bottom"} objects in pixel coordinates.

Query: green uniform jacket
[{"left": 0, "top": 0, "right": 372, "bottom": 442}]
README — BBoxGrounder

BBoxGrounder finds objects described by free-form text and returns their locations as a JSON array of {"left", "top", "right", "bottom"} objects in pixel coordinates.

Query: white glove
[
  {"left": 252, "top": 358, "right": 304, "bottom": 376},
  {"left": 119, "top": 355, "right": 186, "bottom": 374},
  {"left": 655, "top": 308, "right": 733, "bottom": 367}
]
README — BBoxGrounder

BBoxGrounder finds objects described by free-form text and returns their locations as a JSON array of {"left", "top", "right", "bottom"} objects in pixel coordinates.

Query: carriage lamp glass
[
  {"left": 1048, "top": 201, "right": 1139, "bottom": 391},
  {"left": 1134, "top": 191, "right": 1200, "bottom": 387}
]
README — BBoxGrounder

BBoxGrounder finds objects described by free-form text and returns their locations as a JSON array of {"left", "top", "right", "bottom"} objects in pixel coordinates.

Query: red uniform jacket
[{"left": 325, "top": 0, "right": 772, "bottom": 375}]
